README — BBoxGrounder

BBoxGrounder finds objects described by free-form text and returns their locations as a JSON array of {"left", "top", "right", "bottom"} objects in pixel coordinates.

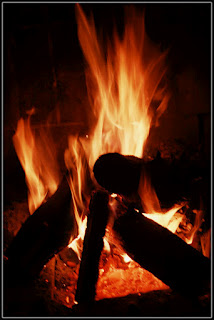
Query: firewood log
[
  {"left": 75, "top": 190, "right": 110, "bottom": 304},
  {"left": 113, "top": 205, "right": 210, "bottom": 297},
  {"left": 93, "top": 152, "right": 209, "bottom": 208},
  {"left": 93, "top": 153, "right": 142, "bottom": 196},
  {"left": 5, "top": 175, "right": 76, "bottom": 285}
]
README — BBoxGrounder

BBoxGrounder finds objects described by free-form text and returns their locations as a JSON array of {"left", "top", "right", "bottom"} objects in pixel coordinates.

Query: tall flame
[{"left": 75, "top": 4, "right": 170, "bottom": 167}]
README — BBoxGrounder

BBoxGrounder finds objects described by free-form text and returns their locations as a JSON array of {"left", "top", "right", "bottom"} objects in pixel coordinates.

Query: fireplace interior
[{"left": 3, "top": 3, "right": 211, "bottom": 317}]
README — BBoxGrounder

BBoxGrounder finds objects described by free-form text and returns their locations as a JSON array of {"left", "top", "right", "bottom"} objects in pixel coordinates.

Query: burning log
[
  {"left": 113, "top": 205, "right": 210, "bottom": 297},
  {"left": 93, "top": 153, "right": 142, "bottom": 196},
  {"left": 5, "top": 175, "right": 76, "bottom": 285},
  {"left": 75, "top": 190, "right": 110, "bottom": 304},
  {"left": 93, "top": 152, "right": 204, "bottom": 207}
]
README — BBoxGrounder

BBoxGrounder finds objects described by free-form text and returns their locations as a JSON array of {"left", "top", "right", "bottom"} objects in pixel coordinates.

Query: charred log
[
  {"left": 113, "top": 205, "right": 210, "bottom": 297},
  {"left": 5, "top": 175, "right": 75, "bottom": 285},
  {"left": 75, "top": 190, "right": 110, "bottom": 304},
  {"left": 93, "top": 153, "right": 142, "bottom": 197}
]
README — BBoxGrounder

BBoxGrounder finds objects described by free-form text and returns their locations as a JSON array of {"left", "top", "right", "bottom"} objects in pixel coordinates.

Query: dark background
[
  {"left": 3, "top": 3, "right": 211, "bottom": 204},
  {"left": 4, "top": 3, "right": 211, "bottom": 123}
]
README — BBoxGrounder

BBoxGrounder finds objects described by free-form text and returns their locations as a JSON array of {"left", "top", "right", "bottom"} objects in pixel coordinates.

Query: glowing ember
[{"left": 96, "top": 263, "right": 169, "bottom": 300}]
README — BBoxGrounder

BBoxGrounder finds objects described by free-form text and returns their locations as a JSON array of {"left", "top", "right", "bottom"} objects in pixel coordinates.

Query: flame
[
  {"left": 13, "top": 108, "right": 60, "bottom": 214},
  {"left": 75, "top": 4, "right": 170, "bottom": 167},
  {"left": 138, "top": 168, "right": 202, "bottom": 242},
  {"left": 68, "top": 216, "right": 87, "bottom": 260},
  {"left": 185, "top": 209, "right": 204, "bottom": 245},
  {"left": 200, "top": 228, "right": 211, "bottom": 258},
  {"left": 138, "top": 167, "right": 184, "bottom": 234},
  {"left": 64, "top": 135, "right": 90, "bottom": 258},
  {"left": 143, "top": 205, "right": 184, "bottom": 234}
]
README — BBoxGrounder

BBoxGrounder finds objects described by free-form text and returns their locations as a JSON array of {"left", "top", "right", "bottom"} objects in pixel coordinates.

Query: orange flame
[
  {"left": 201, "top": 228, "right": 211, "bottom": 258},
  {"left": 13, "top": 108, "right": 60, "bottom": 214},
  {"left": 138, "top": 169, "right": 184, "bottom": 235},
  {"left": 64, "top": 135, "right": 91, "bottom": 257},
  {"left": 75, "top": 4, "right": 170, "bottom": 167}
]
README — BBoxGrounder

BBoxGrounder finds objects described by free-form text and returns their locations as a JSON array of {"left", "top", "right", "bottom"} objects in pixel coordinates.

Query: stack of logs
[{"left": 4, "top": 153, "right": 211, "bottom": 316}]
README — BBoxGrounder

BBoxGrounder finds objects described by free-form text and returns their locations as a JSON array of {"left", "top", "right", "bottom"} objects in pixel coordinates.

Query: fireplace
[{"left": 3, "top": 3, "right": 211, "bottom": 317}]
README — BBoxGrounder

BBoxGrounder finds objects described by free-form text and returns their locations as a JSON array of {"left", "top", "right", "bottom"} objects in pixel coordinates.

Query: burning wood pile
[{"left": 3, "top": 4, "right": 211, "bottom": 317}]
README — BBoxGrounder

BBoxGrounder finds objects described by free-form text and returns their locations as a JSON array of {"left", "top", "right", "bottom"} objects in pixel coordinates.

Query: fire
[
  {"left": 12, "top": 4, "right": 209, "bottom": 304},
  {"left": 142, "top": 205, "right": 184, "bottom": 234}
]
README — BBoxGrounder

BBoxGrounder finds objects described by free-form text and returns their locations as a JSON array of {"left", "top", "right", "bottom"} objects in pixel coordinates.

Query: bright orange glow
[{"left": 143, "top": 205, "right": 184, "bottom": 233}]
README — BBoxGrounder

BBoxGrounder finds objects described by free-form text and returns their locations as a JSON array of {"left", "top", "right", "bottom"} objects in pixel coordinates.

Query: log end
[{"left": 93, "top": 153, "right": 142, "bottom": 196}]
